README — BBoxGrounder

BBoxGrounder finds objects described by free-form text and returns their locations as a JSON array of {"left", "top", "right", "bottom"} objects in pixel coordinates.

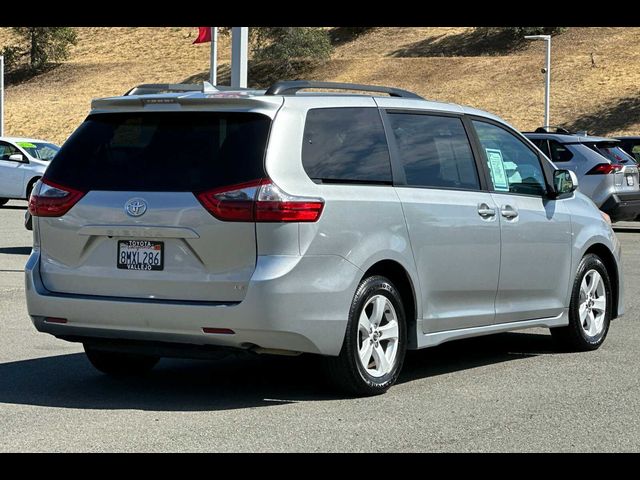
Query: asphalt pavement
[{"left": 1, "top": 199, "right": 639, "bottom": 452}]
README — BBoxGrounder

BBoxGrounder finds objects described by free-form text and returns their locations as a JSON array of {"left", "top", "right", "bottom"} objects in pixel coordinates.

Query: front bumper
[
  {"left": 25, "top": 250, "right": 362, "bottom": 356},
  {"left": 600, "top": 192, "right": 640, "bottom": 222}
]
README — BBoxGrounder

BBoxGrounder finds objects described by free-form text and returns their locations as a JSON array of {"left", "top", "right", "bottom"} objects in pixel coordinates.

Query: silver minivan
[{"left": 25, "top": 81, "right": 624, "bottom": 396}]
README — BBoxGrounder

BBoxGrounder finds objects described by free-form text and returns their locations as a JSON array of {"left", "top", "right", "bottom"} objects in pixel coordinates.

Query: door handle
[
  {"left": 477, "top": 203, "right": 496, "bottom": 218},
  {"left": 500, "top": 205, "right": 519, "bottom": 219}
]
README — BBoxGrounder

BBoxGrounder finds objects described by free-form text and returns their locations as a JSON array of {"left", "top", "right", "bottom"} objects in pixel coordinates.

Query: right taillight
[
  {"left": 196, "top": 179, "right": 324, "bottom": 223},
  {"left": 586, "top": 163, "right": 624, "bottom": 175},
  {"left": 28, "top": 179, "right": 86, "bottom": 217}
]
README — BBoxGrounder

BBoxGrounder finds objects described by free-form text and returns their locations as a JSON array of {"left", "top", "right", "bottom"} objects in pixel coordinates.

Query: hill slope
[{"left": 1, "top": 27, "right": 639, "bottom": 145}]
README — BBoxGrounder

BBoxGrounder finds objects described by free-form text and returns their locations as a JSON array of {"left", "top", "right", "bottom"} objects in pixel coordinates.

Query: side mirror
[
  {"left": 8, "top": 153, "right": 27, "bottom": 163},
  {"left": 553, "top": 169, "right": 578, "bottom": 197}
]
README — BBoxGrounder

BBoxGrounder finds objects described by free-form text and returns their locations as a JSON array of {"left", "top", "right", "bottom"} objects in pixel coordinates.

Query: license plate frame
[{"left": 117, "top": 240, "right": 164, "bottom": 271}]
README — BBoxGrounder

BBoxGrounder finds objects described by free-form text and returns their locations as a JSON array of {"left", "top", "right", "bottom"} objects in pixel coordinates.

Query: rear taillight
[
  {"left": 196, "top": 179, "right": 324, "bottom": 223},
  {"left": 28, "top": 179, "right": 86, "bottom": 217},
  {"left": 586, "top": 164, "right": 624, "bottom": 175}
]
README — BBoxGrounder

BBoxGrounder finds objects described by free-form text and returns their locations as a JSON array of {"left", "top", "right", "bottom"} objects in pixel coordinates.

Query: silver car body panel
[{"left": 26, "top": 90, "right": 624, "bottom": 356}]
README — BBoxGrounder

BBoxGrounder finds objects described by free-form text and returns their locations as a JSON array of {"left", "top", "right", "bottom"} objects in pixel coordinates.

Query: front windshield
[{"left": 16, "top": 142, "right": 60, "bottom": 161}]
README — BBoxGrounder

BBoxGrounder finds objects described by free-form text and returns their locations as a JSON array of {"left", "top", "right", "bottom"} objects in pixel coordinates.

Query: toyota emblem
[{"left": 125, "top": 198, "right": 148, "bottom": 217}]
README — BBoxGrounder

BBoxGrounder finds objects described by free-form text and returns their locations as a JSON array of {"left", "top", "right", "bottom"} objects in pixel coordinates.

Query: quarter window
[
  {"left": 530, "top": 139, "right": 551, "bottom": 158},
  {"left": 387, "top": 113, "right": 479, "bottom": 189},
  {"left": 473, "top": 121, "right": 547, "bottom": 196},
  {"left": 548, "top": 140, "right": 574, "bottom": 163},
  {"left": 302, "top": 108, "right": 392, "bottom": 184}
]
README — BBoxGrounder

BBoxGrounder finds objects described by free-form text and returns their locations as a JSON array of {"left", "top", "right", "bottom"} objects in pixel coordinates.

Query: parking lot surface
[{"left": 1, "top": 199, "right": 639, "bottom": 452}]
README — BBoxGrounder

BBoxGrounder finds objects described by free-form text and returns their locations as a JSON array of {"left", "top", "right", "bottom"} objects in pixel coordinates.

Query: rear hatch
[
  {"left": 586, "top": 141, "right": 639, "bottom": 193},
  {"left": 35, "top": 110, "right": 271, "bottom": 302}
]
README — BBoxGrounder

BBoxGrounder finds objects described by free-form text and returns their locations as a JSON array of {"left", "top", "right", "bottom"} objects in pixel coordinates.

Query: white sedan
[{"left": 0, "top": 136, "right": 60, "bottom": 206}]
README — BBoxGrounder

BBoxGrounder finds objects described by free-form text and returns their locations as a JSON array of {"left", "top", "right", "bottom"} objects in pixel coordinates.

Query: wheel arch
[
  {"left": 25, "top": 176, "right": 41, "bottom": 199},
  {"left": 362, "top": 259, "right": 419, "bottom": 349},
  {"left": 584, "top": 243, "right": 619, "bottom": 319}
]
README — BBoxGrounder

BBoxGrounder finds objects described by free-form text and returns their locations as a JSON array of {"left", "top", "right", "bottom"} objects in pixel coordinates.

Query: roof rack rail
[
  {"left": 534, "top": 126, "right": 572, "bottom": 134},
  {"left": 264, "top": 81, "right": 423, "bottom": 99},
  {"left": 124, "top": 82, "right": 219, "bottom": 96}
]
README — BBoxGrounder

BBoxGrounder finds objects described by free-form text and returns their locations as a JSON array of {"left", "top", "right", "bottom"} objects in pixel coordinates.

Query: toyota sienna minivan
[{"left": 25, "top": 81, "right": 624, "bottom": 396}]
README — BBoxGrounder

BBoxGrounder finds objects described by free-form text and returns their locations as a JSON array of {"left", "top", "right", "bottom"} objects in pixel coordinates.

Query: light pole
[
  {"left": 231, "top": 27, "right": 248, "bottom": 88},
  {"left": 210, "top": 27, "right": 218, "bottom": 85},
  {"left": 525, "top": 34, "right": 551, "bottom": 128}
]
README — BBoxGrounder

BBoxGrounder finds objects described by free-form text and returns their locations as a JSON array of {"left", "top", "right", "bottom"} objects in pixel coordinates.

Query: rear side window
[
  {"left": 45, "top": 112, "right": 271, "bottom": 192},
  {"left": 302, "top": 108, "right": 392, "bottom": 183},
  {"left": 548, "top": 140, "right": 574, "bottom": 162},
  {"left": 530, "top": 139, "right": 550, "bottom": 158},
  {"left": 387, "top": 113, "right": 479, "bottom": 190}
]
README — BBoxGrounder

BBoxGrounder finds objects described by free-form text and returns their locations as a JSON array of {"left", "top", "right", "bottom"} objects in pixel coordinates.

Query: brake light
[
  {"left": 28, "top": 179, "right": 86, "bottom": 217},
  {"left": 196, "top": 179, "right": 324, "bottom": 222},
  {"left": 586, "top": 164, "right": 623, "bottom": 175}
]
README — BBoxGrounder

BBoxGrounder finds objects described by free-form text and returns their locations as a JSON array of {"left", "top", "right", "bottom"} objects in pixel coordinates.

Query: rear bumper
[
  {"left": 600, "top": 192, "right": 640, "bottom": 222},
  {"left": 25, "top": 250, "right": 362, "bottom": 356}
]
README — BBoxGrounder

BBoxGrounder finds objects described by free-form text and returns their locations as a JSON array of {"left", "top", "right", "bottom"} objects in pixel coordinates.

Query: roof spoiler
[{"left": 124, "top": 82, "right": 219, "bottom": 96}]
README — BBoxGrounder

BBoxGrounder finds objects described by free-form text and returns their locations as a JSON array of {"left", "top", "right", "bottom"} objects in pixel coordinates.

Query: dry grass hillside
[{"left": 1, "top": 27, "right": 639, "bottom": 145}]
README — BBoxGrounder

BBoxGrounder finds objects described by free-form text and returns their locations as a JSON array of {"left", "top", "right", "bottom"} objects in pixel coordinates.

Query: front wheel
[
  {"left": 84, "top": 345, "right": 159, "bottom": 376},
  {"left": 324, "top": 275, "right": 407, "bottom": 396},
  {"left": 551, "top": 254, "right": 612, "bottom": 351}
]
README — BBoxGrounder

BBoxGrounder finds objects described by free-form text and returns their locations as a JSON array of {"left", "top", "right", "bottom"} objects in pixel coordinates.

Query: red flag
[{"left": 193, "top": 27, "right": 212, "bottom": 44}]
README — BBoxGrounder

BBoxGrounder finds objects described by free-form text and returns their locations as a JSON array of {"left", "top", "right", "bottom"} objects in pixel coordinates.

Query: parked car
[
  {"left": 524, "top": 128, "right": 640, "bottom": 222},
  {"left": 0, "top": 137, "right": 59, "bottom": 207},
  {"left": 25, "top": 81, "right": 624, "bottom": 396},
  {"left": 614, "top": 136, "right": 640, "bottom": 163}
]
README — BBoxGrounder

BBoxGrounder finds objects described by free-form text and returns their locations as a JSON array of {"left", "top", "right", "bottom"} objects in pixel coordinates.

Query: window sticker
[
  {"left": 486, "top": 148, "right": 509, "bottom": 191},
  {"left": 16, "top": 142, "right": 37, "bottom": 149}
]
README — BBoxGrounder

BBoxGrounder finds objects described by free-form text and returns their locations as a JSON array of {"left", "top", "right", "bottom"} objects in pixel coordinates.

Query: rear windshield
[
  {"left": 45, "top": 112, "right": 271, "bottom": 192},
  {"left": 587, "top": 142, "right": 637, "bottom": 165}
]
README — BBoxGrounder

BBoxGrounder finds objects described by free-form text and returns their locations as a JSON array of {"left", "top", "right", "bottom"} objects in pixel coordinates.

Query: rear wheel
[
  {"left": 324, "top": 275, "right": 407, "bottom": 396},
  {"left": 84, "top": 345, "right": 159, "bottom": 376},
  {"left": 551, "top": 254, "right": 612, "bottom": 351},
  {"left": 25, "top": 178, "right": 39, "bottom": 200}
]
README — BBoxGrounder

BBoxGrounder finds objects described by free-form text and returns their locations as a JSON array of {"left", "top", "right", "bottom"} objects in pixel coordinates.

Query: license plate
[
  {"left": 117, "top": 240, "right": 164, "bottom": 271},
  {"left": 626, "top": 175, "right": 635, "bottom": 186}
]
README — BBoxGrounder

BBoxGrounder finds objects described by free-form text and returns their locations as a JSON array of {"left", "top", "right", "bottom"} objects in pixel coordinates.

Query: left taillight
[{"left": 28, "top": 179, "right": 86, "bottom": 217}]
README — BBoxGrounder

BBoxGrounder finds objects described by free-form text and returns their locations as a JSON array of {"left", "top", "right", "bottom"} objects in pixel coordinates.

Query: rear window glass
[
  {"left": 45, "top": 112, "right": 271, "bottom": 192},
  {"left": 302, "top": 108, "right": 392, "bottom": 184},
  {"left": 587, "top": 142, "right": 636, "bottom": 164}
]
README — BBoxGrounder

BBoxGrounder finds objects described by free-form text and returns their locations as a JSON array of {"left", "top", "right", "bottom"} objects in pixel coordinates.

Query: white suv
[{"left": 0, "top": 137, "right": 60, "bottom": 206}]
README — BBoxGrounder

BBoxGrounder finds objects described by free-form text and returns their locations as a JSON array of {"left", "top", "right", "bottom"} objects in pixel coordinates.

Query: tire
[
  {"left": 26, "top": 178, "right": 39, "bottom": 200},
  {"left": 84, "top": 345, "right": 159, "bottom": 376},
  {"left": 0, "top": 199, "right": 8, "bottom": 207},
  {"left": 324, "top": 275, "right": 407, "bottom": 396},
  {"left": 550, "top": 254, "right": 612, "bottom": 351}
]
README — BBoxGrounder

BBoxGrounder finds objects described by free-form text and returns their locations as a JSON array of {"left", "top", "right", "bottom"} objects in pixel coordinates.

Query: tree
[
  {"left": 250, "top": 27, "right": 333, "bottom": 78},
  {"left": 10, "top": 27, "right": 77, "bottom": 72},
  {"left": 478, "top": 27, "right": 565, "bottom": 38}
]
